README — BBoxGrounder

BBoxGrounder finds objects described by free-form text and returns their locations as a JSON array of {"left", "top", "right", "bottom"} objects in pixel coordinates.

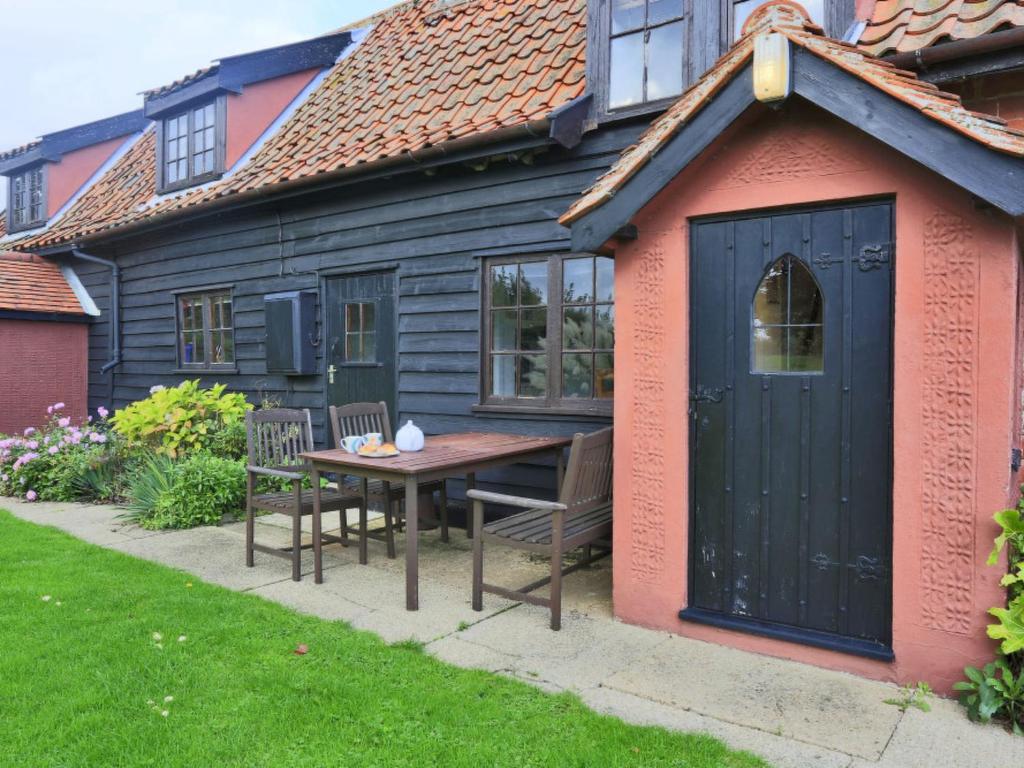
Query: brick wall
[
  {"left": 946, "top": 71, "right": 1024, "bottom": 132},
  {"left": 0, "top": 319, "right": 89, "bottom": 435}
]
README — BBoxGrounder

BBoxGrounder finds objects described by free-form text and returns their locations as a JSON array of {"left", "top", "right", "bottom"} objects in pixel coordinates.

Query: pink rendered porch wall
[
  {"left": 46, "top": 136, "right": 128, "bottom": 219},
  {"left": 611, "top": 102, "right": 1019, "bottom": 692},
  {"left": 225, "top": 68, "right": 320, "bottom": 169}
]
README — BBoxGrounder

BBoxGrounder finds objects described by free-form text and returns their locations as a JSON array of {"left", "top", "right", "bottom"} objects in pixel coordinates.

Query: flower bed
[{"left": 0, "top": 381, "right": 254, "bottom": 530}]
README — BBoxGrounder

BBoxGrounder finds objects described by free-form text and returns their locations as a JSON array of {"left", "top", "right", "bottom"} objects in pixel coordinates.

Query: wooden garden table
[{"left": 302, "top": 432, "right": 573, "bottom": 610}]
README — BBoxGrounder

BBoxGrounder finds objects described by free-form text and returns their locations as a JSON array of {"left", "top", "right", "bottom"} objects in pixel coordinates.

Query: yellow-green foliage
[{"left": 110, "top": 380, "right": 251, "bottom": 458}]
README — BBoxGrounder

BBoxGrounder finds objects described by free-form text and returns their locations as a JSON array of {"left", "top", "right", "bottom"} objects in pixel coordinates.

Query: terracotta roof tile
[
  {"left": 0, "top": 252, "right": 84, "bottom": 315},
  {"left": 858, "top": 0, "right": 1024, "bottom": 56},
  {"left": 562, "top": 1, "right": 1024, "bottom": 226},
  {"left": 7, "top": 0, "right": 584, "bottom": 253}
]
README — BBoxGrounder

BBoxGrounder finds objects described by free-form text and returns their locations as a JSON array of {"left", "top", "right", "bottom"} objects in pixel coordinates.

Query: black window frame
[
  {"left": 155, "top": 95, "right": 226, "bottom": 194},
  {"left": 173, "top": 286, "right": 237, "bottom": 372},
  {"left": 477, "top": 253, "right": 615, "bottom": 417},
  {"left": 588, "top": 0, "right": 709, "bottom": 122},
  {"left": 6, "top": 164, "right": 47, "bottom": 233}
]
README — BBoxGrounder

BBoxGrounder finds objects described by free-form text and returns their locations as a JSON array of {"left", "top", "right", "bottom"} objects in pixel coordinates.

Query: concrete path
[{"left": 5, "top": 497, "right": 1022, "bottom": 768}]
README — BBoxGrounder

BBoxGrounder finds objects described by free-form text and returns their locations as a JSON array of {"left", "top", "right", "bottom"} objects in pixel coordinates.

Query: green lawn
[{"left": 0, "top": 510, "right": 767, "bottom": 768}]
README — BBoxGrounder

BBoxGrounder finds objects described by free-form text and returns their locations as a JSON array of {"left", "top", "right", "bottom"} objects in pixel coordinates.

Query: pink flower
[
  {"left": 48, "top": 445, "right": 59, "bottom": 455},
  {"left": 97, "top": 406, "right": 109, "bottom": 419},
  {"left": 58, "top": 417, "right": 70, "bottom": 428},
  {"left": 25, "top": 441, "right": 38, "bottom": 450},
  {"left": 52, "top": 402, "right": 65, "bottom": 411},
  {"left": 23, "top": 427, "right": 35, "bottom": 436},
  {"left": 92, "top": 433, "right": 107, "bottom": 444},
  {"left": 25, "top": 490, "right": 37, "bottom": 501}
]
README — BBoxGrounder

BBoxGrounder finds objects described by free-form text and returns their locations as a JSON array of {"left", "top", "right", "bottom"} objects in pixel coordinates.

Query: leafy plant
[
  {"left": 149, "top": 454, "right": 246, "bottom": 530},
  {"left": 989, "top": 601, "right": 1024, "bottom": 656},
  {"left": 123, "top": 453, "right": 245, "bottom": 531},
  {"left": 884, "top": 681, "right": 933, "bottom": 713},
  {"left": 122, "top": 454, "right": 177, "bottom": 526},
  {"left": 955, "top": 660, "right": 1024, "bottom": 734},
  {"left": 0, "top": 403, "right": 115, "bottom": 502},
  {"left": 110, "top": 380, "right": 251, "bottom": 458}
]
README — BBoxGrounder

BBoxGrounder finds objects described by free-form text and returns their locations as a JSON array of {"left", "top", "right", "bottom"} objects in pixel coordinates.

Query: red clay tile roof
[
  {"left": 859, "top": 0, "right": 1024, "bottom": 57},
  {"left": 0, "top": 252, "right": 85, "bottom": 315},
  {"left": 141, "top": 66, "right": 217, "bottom": 98},
  {"left": 10, "top": 0, "right": 585, "bottom": 252},
  {"left": 561, "top": 2, "right": 1024, "bottom": 226}
]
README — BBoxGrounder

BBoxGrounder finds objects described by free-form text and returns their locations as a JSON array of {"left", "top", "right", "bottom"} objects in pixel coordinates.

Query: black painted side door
[
  {"left": 689, "top": 203, "right": 893, "bottom": 656},
  {"left": 325, "top": 271, "right": 397, "bottom": 437}
]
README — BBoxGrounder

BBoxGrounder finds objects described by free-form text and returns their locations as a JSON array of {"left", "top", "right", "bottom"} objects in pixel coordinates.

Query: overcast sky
[{"left": 0, "top": 0, "right": 398, "bottom": 211}]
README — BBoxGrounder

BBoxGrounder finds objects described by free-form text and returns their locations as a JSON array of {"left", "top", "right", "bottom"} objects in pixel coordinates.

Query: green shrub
[
  {"left": 0, "top": 404, "right": 115, "bottom": 502},
  {"left": 123, "top": 454, "right": 178, "bottom": 526},
  {"left": 956, "top": 502, "right": 1024, "bottom": 734},
  {"left": 124, "top": 453, "right": 245, "bottom": 530},
  {"left": 110, "top": 380, "right": 251, "bottom": 459}
]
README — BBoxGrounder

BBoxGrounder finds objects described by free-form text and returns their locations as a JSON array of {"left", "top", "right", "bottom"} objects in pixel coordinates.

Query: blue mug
[{"left": 341, "top": 435, "right": 366, "bottom": 454}]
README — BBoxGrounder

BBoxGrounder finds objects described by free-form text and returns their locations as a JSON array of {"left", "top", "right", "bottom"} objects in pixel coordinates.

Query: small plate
[{"left": 356, "top": 447, "right": 401, "bottom": 458}]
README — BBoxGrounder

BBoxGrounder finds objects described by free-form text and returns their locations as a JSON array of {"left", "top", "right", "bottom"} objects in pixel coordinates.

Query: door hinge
[
  {"left": 1012, "top": 447, "right": 1021, "bottom": 473},
  {"left": 689, "top": 387, "right": 724, "bottom": 404}
]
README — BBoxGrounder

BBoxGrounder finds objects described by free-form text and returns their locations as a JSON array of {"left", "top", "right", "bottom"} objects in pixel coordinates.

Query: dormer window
[
  {"left": 8, "top": 166, "right": 46, "bottom": 232},
  {"left": 608, "top": 0, "right": 685, "bottom": 110},
  {"left": 156, "top": 98, "right": 225, "bottom": 193}
]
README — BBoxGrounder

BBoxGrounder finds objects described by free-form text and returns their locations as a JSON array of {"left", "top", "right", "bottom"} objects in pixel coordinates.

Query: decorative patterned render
[
  {"left": 919, "top": 210, "right": 978, "bottom": 635},
  {"left": 859, "top": 0, "right": 1024, "bottom": 57},
  {"left": 561, "top": 2, "right": 1024, "bottom": 227},
  {"left": 630, "top": 244, "right": 667, "bottom": 583}
]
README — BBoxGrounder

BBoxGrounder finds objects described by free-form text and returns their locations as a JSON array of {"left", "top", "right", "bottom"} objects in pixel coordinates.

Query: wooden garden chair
[
  {"left": 245, "top": 408, "right": 362, "bottom": 581},
  {"left": 469, "top": 427, "right": 613, "bottom": 630},
  {"left": 328, "top": 401, "right": 448, "bottom": 559}
]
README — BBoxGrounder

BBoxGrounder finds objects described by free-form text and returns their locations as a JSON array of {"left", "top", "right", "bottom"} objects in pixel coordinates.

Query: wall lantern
[{"left": 753, "top": 32, "right": 791, "bottom": 104}]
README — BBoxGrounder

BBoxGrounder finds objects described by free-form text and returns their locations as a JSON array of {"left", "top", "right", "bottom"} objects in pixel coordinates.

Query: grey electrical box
[{"left": 265, "top": 291, "right": 316, "bottom": 375}]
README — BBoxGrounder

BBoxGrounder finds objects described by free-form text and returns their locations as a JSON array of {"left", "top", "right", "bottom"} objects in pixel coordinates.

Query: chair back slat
[
  {"left": 558, "top": 427, "right": 613, "bottom": 517},
  {"left": 328, "top": 401, "right": 394, "bottom": 448},
  {"left": 246, "top": 408, "right": 314, "bottom": 471}
]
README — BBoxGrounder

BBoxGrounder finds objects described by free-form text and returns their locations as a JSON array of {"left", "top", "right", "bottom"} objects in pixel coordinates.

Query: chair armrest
[
  {"left": 466, "top": 489, "right": 566, "bottom": 511},
  {"left": 247, "top": 465, "right": 304, "bottom": 482}
]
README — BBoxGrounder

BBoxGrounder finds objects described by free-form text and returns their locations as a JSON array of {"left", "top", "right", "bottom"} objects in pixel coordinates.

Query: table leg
[
  {"left": 359, "top": 477, "right": 369, "bottom": 566},
  {"left": 312, "top": 465, "right": 323, "bottom": 584},
  {"left": 464, "top": 472, "right": 476, "bottom": 538},
  {"left": 405, "top": 474, "right": 419, "bottom": 611}
]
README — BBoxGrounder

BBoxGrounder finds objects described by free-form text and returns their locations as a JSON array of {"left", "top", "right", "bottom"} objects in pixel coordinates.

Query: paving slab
[
  {"left": 581, "top": 686, "right": 853, "bottom": 768},
  {"left": 458, "top": 603, "right": 672, "bottom": 689},
  {"left": 426, "top": 634, "right": 519, "bottom": 673},
  {"left": 850, "top": 697, "right": 1024, "bottom": 768},
  {"left": 602, "top": 633, "right": 902, "bottom": 760}
]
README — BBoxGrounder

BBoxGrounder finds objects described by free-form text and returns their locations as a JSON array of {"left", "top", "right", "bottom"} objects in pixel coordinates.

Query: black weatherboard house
[{"left": 5, "top": 0, "right": 1024, "bottom": 690}]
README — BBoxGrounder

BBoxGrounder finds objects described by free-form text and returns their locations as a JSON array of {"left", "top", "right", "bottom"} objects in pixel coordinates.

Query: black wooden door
[
  {"left": 325, "top": 271, "right": 397, "bottom": 433},
  {"left": 688, "top": 203, "right": 893, "bottom": 658}
]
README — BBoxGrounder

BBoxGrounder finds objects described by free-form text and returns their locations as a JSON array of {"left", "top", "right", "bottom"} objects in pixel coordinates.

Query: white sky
[{"left": 0, "top": 0, "right": 398, "bottom": 211}]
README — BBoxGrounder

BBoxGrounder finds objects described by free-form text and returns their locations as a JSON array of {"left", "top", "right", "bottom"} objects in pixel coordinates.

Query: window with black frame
[
  {"left": 482, "top": 254, "right": 614, "bottom": 411},
  {"left": 177, "top": 290, "right": 235, "bottom": 370},
  {"left": 159, "top": 100, "right": 222, "bottom": 192},
  {"left": 8, "top": 166, "right": 46, "bottom": 231},
  {"left": 608, "top": 0, "right": 686, "bottom": 110}
]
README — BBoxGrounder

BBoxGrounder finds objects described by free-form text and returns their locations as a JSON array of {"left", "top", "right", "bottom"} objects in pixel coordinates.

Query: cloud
[{"left": 0, "top": 0, "right": 394, "bottom": 212}]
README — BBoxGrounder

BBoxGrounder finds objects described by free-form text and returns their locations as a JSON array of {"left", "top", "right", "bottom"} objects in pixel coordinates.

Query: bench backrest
[
  {"left": 558, "top": 427, "right": 613, "bottom": 517},
  {"left": 328, "top": 401, "right": 394, "bottom": 448},
  {"left": 246, "top": 408, "right": 315, "bottom": 471}
]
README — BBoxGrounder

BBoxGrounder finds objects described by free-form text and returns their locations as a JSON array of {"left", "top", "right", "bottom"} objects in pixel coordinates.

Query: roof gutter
[
  {"left": 34, "top": 117, "right": 555, "bottom": 254},
  {"left": 886, "top": 26, "right": 1024, "bottom": 71},
  {"left": 69, "top": 249, "right": 120, "bottom": 376}
]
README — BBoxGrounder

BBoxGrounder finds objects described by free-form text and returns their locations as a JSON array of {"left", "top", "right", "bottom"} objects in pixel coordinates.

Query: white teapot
[{"left": 394, "top": 420, "right": 425, "bottom": 452}]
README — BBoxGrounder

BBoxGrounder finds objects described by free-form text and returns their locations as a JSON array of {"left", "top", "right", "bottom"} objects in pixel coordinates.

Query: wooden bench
[{"left": 469, "top": 427, "right": 613, "bottom": 630}]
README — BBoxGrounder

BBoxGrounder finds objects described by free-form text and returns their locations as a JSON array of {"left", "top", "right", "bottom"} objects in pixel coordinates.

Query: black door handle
[{"left": 689, "top": 387, "right": 724, "bottom": 404}]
